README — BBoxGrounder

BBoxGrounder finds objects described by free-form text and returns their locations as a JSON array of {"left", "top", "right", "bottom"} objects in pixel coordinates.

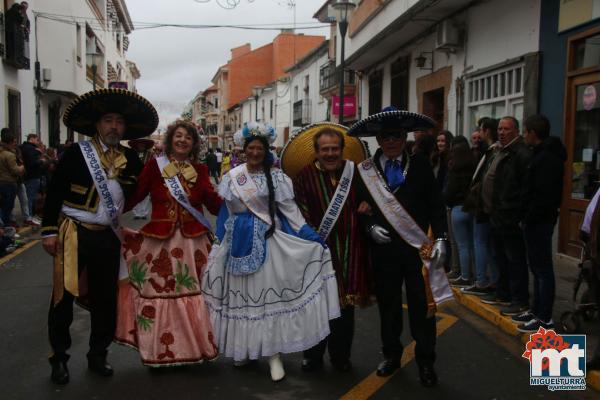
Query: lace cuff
[
  {"left": 271, "top": 169, "right": 295, "bottom": 202},
  {"left": 217, "top": 173, "right": 235, "bottom": 201}
]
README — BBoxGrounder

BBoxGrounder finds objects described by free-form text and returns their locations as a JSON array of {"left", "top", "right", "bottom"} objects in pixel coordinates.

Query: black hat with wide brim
[
  {"left": 347, "top": 109, "right": 436, "bottom": 137},
  {"left": 127, "top": 138, "right": 155, "bottom": 150},
  {"left": 63, "top": 88, "right": 159, "bottom": 140}
]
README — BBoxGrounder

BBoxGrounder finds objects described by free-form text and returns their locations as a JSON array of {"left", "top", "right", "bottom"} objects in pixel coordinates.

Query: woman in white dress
[{"left": 201, "top": 122, "right": 340, "bottom": 381}]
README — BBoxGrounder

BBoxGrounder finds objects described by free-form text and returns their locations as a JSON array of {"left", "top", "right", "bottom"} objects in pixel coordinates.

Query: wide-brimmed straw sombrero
[
  {"left": 347, "top": 107, "right": 436, "bottom": 137},
  {"left": 63, "top": 88, "right": 159, "bottom": 140},
  {"left": 127, "top": 138, "right": 155, "bottom": 150},
  {"left": 281, "top": 122, "right": 368, "bottom": 179}
]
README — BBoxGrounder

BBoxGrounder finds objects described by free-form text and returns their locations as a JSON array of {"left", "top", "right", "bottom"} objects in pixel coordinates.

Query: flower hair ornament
[{"left": 234, "top": 122, "right": 277, "bottom": 147}]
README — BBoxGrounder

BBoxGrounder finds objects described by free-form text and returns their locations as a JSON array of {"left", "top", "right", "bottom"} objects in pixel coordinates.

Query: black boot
[
  {"left": 87, "top": 354, "right": 114, "bottom": 377},
  {"left": 418, "top": 364, "right": 438, "bottom": 387},
  {"left": 49, "top": 355, "right": 69, "bottom": 385}
]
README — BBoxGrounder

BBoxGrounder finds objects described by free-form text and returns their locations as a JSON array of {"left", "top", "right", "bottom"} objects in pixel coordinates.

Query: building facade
[
  {"left": 538, "top": 1, "right": 600, "bottom": 257},
  {"left": 0, "top": 0, "right": 140, "bottom": 147}
]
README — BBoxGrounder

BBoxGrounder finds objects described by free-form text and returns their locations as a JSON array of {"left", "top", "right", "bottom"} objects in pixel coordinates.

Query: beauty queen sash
[
  {"left": 230, "top": 164, "right": 272, "bottom": 225},
  {"left": 79, "top": 141, "right": 122, "bottom": 238},
  {"left": 156, "top": 155, "right": 212, "bottom": 231},
  {"left": 358, "top": 158, "right": 454, "bottom": 308},
  {"left": 317, "top": 161, "right": 354, "bottom": 241}
]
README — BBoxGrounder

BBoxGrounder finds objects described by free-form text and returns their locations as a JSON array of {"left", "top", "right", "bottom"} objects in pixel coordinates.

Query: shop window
[
  {"left": 464, "top": 63, "right": 525, "bottom": 134},
  {"left": 574, "top": 33, "right": 600, "bottom": 70}
]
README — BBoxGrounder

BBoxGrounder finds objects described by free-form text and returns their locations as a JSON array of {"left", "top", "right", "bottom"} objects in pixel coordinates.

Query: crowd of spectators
[{"left": 425, "top": 115, "right": 566, "bottom": 334}]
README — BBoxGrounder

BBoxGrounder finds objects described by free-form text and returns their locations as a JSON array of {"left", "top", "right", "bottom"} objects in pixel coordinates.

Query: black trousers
[
  {"left": 48, "top": 225, "right": 121, "bottom": 362},
  {"left": 372, "top": 241, "right": 436, "bottom": 367},
  {"left": 491, "top": 227, "right": 529, "bottom": 305},
  {"left": 303, "top": 306, "right": 355, "bottom": 362}
]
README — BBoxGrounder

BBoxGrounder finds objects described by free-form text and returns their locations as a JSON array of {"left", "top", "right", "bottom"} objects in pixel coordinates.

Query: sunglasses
[{"left": 377, "top": 132, "right": 407, "bottom": 141}]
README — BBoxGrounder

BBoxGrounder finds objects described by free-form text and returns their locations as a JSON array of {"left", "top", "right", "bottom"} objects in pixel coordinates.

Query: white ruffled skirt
[{"left": 201, "top": 229, "right": 340, "bottom": 361}]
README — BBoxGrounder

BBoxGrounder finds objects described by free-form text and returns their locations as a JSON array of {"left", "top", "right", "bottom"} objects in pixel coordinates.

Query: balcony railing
[
  {"left": 293, "top": 99, "right": 311, "bottom": 127},
  {"left": 319, "top": 61, "right": 356, "bottom": 93},
  {"left": 4, "top": 6, "right": 30, "bottom": 70}
]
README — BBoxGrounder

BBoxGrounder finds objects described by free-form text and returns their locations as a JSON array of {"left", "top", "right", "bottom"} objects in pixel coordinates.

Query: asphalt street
[{"left": 0, "top": 212, "right": 597, "bottom": 400}]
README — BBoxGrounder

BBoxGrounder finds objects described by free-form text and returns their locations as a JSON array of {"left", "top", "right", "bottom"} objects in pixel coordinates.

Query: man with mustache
[
  {"left": 41, "top": 89, "right": 158, "bottom": 385},
  {"left": 349, "top": 107, "right": 452, "bottom": 388},
  {"left": 288, "top": 124, "right": 373, "bottom": 372}
]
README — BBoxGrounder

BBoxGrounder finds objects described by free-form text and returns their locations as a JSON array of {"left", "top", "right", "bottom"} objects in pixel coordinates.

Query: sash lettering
[
  {"left": 317, "top": 161, "right": 354, "bottom": 241},
  {"left": 358, "top": 158, "right": 453, "bottom": 306},
  {"left": 156, "top": 155, "right": 213, "bottom": 231},
  {"left": 79, "top": 141, "right": 121, "bottom": 237},
  {"left": 229, "top": 164, "right": 272, "bottom": 225}
]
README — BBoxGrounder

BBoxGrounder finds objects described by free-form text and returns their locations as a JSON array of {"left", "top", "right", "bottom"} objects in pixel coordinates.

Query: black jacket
[
  {"left": 490, "top": 137, "right": 532, "bottom": 230},
  {"left": 521, "top": 136, "right": 566, "bottom": 225},
  {"left": 358, "top": 149, "right": 447, "bottom": 251},
  {"left": 41, "top": 143, "right": 143, "bottom": 236},
  {"left": 205, "top": 153, "right": 219, "bottom": 170},
  {"left": 444, "top": 161, "right": 476, "bottom": 208},
  {"left": 20, "top": 141, "right": 45, "bottom": 180}
]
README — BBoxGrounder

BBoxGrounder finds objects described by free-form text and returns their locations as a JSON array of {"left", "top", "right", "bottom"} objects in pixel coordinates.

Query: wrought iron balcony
[
  {"left": 293, "top": 99, "right": 311, "bottom": 127},
  {"left": 319, "top": 61, "right": 355, "bottom": 94}
]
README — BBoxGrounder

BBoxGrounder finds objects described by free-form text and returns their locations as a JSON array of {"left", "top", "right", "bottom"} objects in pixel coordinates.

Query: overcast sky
[{"left": 125, "top": 0, "right": 330, "bottom": 124}]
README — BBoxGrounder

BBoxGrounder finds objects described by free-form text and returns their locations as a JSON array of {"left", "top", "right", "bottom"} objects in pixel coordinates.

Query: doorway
[
  {"left": 7, "top": 89, "right": 21, "bottom": 142},
  {"left": 422, "top": 87, "right": 444, "bottom": 131},
  {"left": 559, "top": 26, "right": 600, "bottom": 257},
  {"left": 48, "top": 101, "right": 61, "bottom": 148}
]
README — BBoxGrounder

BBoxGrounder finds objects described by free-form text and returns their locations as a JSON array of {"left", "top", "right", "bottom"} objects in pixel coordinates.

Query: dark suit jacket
[
  {"left": 358, "top": 149, "right": 447, "bottom": 253},
  {"left": 41, "top": 143, "right": 143, "bottom": 236}
]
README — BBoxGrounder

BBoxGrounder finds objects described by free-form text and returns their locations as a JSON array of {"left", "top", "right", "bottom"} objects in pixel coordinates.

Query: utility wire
[{"left": 34, "top": 12, "right": 328, "bottom": 33}]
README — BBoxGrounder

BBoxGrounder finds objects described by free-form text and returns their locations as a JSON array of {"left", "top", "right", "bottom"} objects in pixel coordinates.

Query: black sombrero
[
  {"left": 347, "top": 107, "right": 436, "bottom": 137},
  {"left": 63, "top": 88, "right": 159, "bottom": 140},
  {"left": 127, "top": 138, "right": 155, "bottom": 150}
]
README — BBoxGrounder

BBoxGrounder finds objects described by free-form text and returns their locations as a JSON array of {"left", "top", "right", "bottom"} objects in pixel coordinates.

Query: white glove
[
  {"left": 430, "top": 239, "right": 447, "bottom": 269},
  {"left": 368, "top": 225, "right": 392, "bottom": 244}
]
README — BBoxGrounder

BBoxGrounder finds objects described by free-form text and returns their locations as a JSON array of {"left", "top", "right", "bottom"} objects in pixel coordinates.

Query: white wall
[
  {"left": 357, "top": 0, "right": 540, "bottom": 138},
  {"left": 288, "top": 49, "right": 329, "bottom": 131},
  {"left": 0, "top": 1, "right": 36, "bottom": 141}
]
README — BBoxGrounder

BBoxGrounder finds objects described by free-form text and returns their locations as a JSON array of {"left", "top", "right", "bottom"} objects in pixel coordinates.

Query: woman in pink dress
[{"left": 115, "top": 120, "right": 222, "bottom": 367}]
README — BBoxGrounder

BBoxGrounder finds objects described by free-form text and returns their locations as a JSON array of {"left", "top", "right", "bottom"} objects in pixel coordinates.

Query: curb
[{"left": 452, "top": 287, "right": 600, "bottom": 391}]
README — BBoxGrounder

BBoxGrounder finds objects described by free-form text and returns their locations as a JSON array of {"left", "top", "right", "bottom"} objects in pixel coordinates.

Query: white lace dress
[{"left": 201, "top": 168, "right": 340, "bottom": 361}]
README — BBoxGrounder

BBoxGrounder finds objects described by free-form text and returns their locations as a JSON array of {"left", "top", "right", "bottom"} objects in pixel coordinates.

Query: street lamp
[
  {"left": 251, "top": 86, "right": 262, "bottom": 121},
  {"left": 332, "top": 0, "right": 356, "bottom": 125},
  {"left": 86, "top": 50, "right": 101, "bottom": 90}
]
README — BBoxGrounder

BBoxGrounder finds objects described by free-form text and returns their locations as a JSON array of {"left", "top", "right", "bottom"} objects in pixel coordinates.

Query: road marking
[
  {"left": 339, "top": 311, "right": 458, "bottom": 400},
  {"left": 0, "top": 239, "right": 40, "bottom": 267}
]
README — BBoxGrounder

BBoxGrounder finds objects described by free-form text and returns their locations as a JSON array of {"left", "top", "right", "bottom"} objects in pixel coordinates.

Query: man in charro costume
[
  {"left": 348, "top": 107, "right": 453, "bottom": 387},
  {"left": 282, "top": 123, "right": 372, "bottom": 372},
  {"left": 41, "top": 89, "right": 158, "bottom": 384}
]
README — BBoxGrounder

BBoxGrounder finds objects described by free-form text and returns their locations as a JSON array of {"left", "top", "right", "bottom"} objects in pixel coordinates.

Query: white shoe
[
  {"left": 233, "top": 359, "right": 250, "bottom": 367},
  {"left": 268, "top": 353, "right": 285, "bottom": 382}
]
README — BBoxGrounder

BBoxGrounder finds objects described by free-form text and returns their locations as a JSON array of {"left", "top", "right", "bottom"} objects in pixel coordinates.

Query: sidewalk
[{"left": 452, "top": 254, "right": 600, "bottom": 391}]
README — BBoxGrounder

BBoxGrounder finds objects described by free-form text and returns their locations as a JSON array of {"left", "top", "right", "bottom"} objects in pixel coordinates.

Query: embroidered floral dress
[
  {"left": 201, "top": 165, "right": 341, "bottom": 361},
  {"left": 115, "top": 158, "right": 222, "bottom": 367}
]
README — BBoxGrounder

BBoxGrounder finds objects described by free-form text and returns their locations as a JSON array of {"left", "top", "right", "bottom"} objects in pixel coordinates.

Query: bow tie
[
  {"left": 93, "top": 138, "right": 127, "bottom": 179},
  {"left": 161, "top": 160, "right": 197, "bottom": 183},
  {"left": 385, "top": 159, "right": 404, "bottom": 191}
]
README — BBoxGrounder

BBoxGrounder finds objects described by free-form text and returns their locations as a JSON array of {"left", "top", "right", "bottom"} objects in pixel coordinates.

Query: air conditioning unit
[{"left": 435, "top": 20, "right": 460, "bottom": 50}]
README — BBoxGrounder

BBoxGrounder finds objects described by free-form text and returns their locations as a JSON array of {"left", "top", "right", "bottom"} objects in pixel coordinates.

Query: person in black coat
[
  {"left": 351, "top": 108, "right": 448, "bottom": 388},
  {"left": 512, "top": 114, "right": 566, "bottom": 333},
  {"left": 205, "top": 148, "right": 219, "bottom": 184},
  {"left": 41, "top": 89, "right": 157, "bottom": 386},
  {"left": 20, "top": 134, "right": 47, "bottom": 219}
]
